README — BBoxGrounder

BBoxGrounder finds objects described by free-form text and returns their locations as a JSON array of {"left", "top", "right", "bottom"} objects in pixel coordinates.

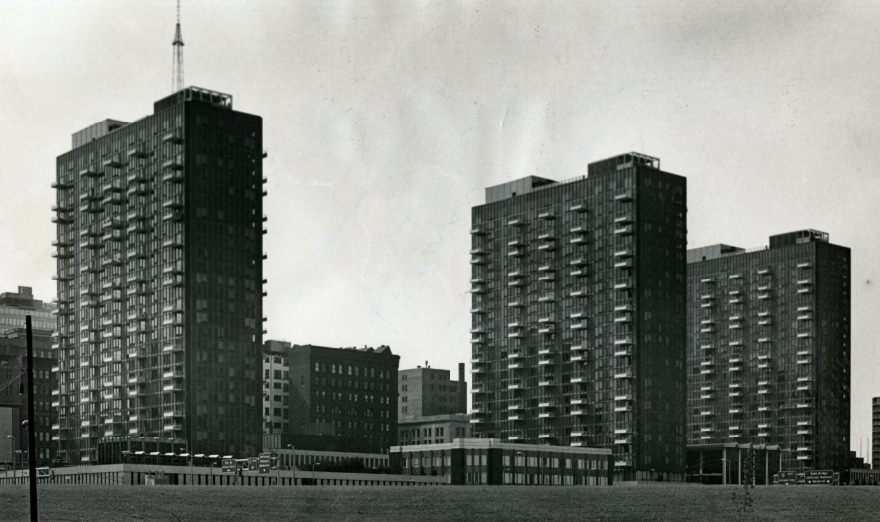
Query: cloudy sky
[{"left": 2, "top": 0, "right": 878, "bottom": 457}]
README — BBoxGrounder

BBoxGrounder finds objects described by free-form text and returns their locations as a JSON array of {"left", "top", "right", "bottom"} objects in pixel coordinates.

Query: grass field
[{"left": 1, "top": 484, "right": 879, "bottom": 521}]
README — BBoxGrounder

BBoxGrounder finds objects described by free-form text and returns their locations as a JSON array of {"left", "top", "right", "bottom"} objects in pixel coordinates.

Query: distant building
[
  {"left": 286, "top": 344, "right": 399, "bottom": 453},
  {"left": 398, "top": 363, "right": 466, "bottom": 419},
  {"left": 0, "top": 328, "right": 55, "bottom": 467},
  {"left": 263, "top": 340, "right": 291, "bottom": 435},
  {"left": 390, "top": 438, "right": 612, "bottom": 485},
  {"left": 687, "top": 230, "right": 850, "bottom": 472},
  {"left": 470, "top": 152, "right": 687, "bottom": 482},
  {"left": 0, "top": 286, "right": 57, "bottom": 469},
  {"left": 398, "top": 413, "right": 472, "bottom": 446},
  {"left": 53, "top": 87, "right": 265, "bottom": 464},
  {"left": 873, "top": 397, "right": 880, "bottom": 471},
  {"left": 0, "top": 286, "right": 55, "bottom": 333},
  {"left": 849, "top": 450, "right": 869, "bottom": 470}
]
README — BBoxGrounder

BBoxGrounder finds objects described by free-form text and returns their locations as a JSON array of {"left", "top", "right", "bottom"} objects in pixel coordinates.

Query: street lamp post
[
  {"left": 287, "top": 444, "right": 296, "bottom": 484},
  {"left": 5, "top": 435, "right": 14, "bottom": 485}
]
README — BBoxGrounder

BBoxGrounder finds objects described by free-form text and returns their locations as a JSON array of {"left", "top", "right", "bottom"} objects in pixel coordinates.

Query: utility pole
[{"left": 26, "top": 316, "right": 38, "bottom": 521}]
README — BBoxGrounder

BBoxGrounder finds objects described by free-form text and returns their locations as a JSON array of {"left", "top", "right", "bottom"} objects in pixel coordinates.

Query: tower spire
[{"left": 172, "top": 0, "right": 184, "bottom": 93}]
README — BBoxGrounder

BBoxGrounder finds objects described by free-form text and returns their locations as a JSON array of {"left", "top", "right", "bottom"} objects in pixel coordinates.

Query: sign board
[
  {"left": 221, "top": 458, "right": 236, "bottom": 473},
  {"left": 248, "top": 457, "right": 259, "bottom": 472},
  {"left": 259, "top": 453, "right": 271, "bottom": 474},
  {"left": 804, "top": 470, "right": 834, "bottom": 485}
]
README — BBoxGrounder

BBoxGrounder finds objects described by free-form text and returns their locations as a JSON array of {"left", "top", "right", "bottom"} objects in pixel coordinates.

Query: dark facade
[
  {"left": 288, "top": 344, "right": 399, "bottom": 453},
  {"left": 686, "top": 230, "right": 850, "bottom": 472},
  {"left": 0, "top": 328, "right": 55, "bottom": 466},
  {"left": 390, "top": 438, "right": 612, "bottom": 485},
  {"left": 53, "top": 87, "right": 264, "bottom": 464},
  {"left": 398, "top": 364, "right": 467, "bottom": 419},
  {"left": 686, "top": 443, "right": 781, "bottom": 485},
  {"left": 470, "top": 152, "right": 687, "bottom": 481},
  {"left": 874, "top": 397, "right": 880, "bottom": 471}
]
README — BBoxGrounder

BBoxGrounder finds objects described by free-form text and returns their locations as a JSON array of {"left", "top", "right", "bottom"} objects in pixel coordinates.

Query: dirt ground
[{"left": 1, "top": 483, "right": 879, "bottom": 521}]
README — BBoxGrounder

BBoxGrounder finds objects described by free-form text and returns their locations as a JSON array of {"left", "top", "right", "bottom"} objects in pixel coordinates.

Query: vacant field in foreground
[{"left": 0, "top": 484, "right": 878, "bottom": 521}]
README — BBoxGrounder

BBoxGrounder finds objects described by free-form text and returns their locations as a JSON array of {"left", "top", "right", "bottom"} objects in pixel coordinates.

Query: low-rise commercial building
[
  {"left": 398, "top": 413, "right": 472, "bottom": 446},
  {"left": 390, "top": 438, "right": 612, "bottom": 485},
  {"left": 686, "top": 443, "right": 781, "bottom": 485}
]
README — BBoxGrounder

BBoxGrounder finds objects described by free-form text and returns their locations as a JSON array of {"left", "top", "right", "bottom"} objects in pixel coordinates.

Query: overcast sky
[{"left": 2, "top": 0, "right": 878, "bottom": 458}]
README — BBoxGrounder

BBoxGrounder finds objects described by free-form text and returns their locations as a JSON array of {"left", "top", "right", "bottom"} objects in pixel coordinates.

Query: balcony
[
  {"left": 161, "top": 170, "right": 184, "bottom": 183},
  {"left": 162, "top": 238, "right": 184, "bottom": 249},
  {"left": 569, "top": 203, "right": 587, "bottom": 213},
  {"left": 613, "top": 225, "right": 633, "bottom": 235},
  {"left": 614, "top": 191, "right": 633, "bottom": 202},
  {"left": 613, "top": 214, "right": 633, "bottom": 224},
  {"left": 614, "top": 278, "right": 633, "bottom": 290},
  {"left": 613, "top": 259, "right": 633, "bottom": 269},
  {"left": 162, "top": 131, "right": 184, "bottom": 144},
  {"left": 538, "top": 211, "right": 554, "bottom": 220}
]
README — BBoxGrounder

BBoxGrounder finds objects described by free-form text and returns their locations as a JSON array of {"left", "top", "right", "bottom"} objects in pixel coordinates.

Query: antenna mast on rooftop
[{"left": 172, "top": 0, "right": 185, "bottom": 92}]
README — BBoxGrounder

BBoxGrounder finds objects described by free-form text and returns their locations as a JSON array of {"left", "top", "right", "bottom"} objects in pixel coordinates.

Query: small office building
[{"left": 390, "top": 438, "right": 612, "bottom": 485}]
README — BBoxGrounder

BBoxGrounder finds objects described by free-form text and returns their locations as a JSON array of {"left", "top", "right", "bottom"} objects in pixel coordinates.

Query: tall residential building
[
  {"left": 871, "top": 397, "right": 880, "bottom": 470},
  {"left": 686, "top": 230, "right": 850, "bottom": 471},
  {"left": 53, "top": 87, "right": 265, "bottom": 464},
  {"left": 398, "top": 363, "right": 467, "bottom": 419},
  {"left": 263, "top": 340, "right": 291, "bottom": 435},
  {"left": 287, "top": 344, "right": 399, "bottom": 453},
  {"left": 470, "top": 152, "right": 687, "bottom": 482}
]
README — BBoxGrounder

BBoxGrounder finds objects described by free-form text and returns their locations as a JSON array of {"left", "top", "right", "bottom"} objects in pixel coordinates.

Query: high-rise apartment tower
[
  {"left": 53, "top": 87, "right": 265, "bottom": 463},
  {"left": 470, "top": 152, "right": 687, "bottom": 481},
  {"left": 686, "top": 230, "right": 850, "bottom": 471}
]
